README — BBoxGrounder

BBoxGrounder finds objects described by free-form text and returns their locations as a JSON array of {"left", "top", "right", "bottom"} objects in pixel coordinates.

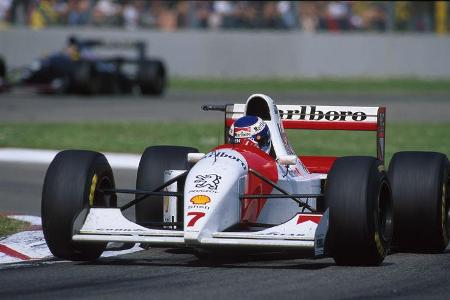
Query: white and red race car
[{"left": 42, "top": 94, "right": 449, "bottom": 266}]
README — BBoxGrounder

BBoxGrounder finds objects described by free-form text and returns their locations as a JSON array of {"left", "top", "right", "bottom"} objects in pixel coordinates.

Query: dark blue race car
[{"left": 8, "top": 36, "right": 166, "bottom": 96}]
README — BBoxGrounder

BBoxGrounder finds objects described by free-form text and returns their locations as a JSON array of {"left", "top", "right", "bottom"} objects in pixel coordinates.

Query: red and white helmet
[{"left": 228, "top": 115, "right": 271, "bottom": 154}]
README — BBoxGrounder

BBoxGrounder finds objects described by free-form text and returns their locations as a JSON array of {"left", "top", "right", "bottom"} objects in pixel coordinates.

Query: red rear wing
[{"left": 223, "top": 104, "right": 386, "bottom": 164}]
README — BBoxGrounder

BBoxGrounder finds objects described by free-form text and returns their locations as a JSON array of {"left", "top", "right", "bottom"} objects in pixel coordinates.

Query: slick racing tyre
[
  {"left": 42, "top": 150, "right": 116, "bottom": 261},
  {"left": 325, "top": 156, "right": 393, "bottom": 266},
  {"left": 389, "top": 151, "right": 449, "bottom": 253},
  {"left": 0, "top": 56, "right": 5, "bottom": 78},
  {"left": 135, "top": 146, "right": 198, "bottom": 227},
  {"left": 72, "top": 61, "right": 101, "bottom": 94},
  {"left": 0, "top": 56, "right": 5, "bottom": 92},
  {"left": 138, "top": 60, "right": 166, "bottom": 96}
]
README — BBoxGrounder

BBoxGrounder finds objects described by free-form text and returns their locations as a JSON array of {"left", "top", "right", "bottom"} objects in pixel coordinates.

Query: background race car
[{"left": 5, "top": 36, "right": 166, "bottom": 96}]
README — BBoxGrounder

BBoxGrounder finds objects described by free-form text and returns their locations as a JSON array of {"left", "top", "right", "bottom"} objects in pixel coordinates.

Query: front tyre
[
  {"left": 135, "top": 146, "right": 198, "bottom": 226},
  {"left": 325, "top": 157, "right": 393, "bottom": 266},
  {"left": 42, "top": 150, "right": 116, "bottom": 261},
  {"left": 0, "top": 56, "right": 5, "bottom": 78},
  {"left": 389, "top": 151, "right": 449, "bottom": 253}
]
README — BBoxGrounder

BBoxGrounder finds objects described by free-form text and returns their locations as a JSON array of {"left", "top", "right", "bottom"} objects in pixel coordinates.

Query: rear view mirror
[
  {"left": 278, "top": 155, "right": 297, "bottom": 166},
  {"left": 187, "top": 153, "right": 205, "bottom": 163}
]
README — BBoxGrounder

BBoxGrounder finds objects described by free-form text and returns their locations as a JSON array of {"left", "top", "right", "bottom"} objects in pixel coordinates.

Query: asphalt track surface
[
  {"left": 1, "top": 90, "right": 450, "bottom": 299},
  {"left": 1, "top": 89, "right": 450, "bottom": 122}
]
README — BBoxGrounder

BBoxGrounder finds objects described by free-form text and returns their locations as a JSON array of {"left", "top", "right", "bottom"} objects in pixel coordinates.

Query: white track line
[{"left": 0, "top": 148, "right": 140, "bottom": 169}]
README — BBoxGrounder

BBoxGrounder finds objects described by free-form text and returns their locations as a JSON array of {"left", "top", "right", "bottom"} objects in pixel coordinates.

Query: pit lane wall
[{"left": 1, "top": 28, "right": 450, "bottom": 78}]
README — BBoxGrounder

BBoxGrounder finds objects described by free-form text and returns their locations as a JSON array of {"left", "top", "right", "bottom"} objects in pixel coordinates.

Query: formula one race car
[
  {"left": 41, "top": 94, "right": 449, "bottom": 266},
  {"left": 8, "top": 36, "right": 166, "bottom": 96}
]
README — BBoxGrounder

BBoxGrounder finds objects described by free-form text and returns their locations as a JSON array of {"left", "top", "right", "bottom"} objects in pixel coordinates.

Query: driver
[{"left": 228, "top": 115, "right": 272, "bottom": 154}]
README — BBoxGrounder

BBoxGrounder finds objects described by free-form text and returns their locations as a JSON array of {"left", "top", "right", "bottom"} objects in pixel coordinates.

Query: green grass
[
  {"left": 0, "top": 122, "right": 449, "bottom": 163},
  {"left": 0, "top": 216, "right": 30, "bottom": 237},
  {"left": 0, "top": 122, "right": 224, "bottom": 154},
  {"left": 170, "top": 78, "right": 450, "bottom": 93}
]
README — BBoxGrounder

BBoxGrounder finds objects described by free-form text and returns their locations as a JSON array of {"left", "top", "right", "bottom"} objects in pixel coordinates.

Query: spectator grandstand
[{"left": 0, "top": 1, "right": 448, "bottom": 33}]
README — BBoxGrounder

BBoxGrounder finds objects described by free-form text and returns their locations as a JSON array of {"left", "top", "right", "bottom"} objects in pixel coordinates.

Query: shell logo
[{"left": 190, "top": 195, "right": 211, "bottom": 205}]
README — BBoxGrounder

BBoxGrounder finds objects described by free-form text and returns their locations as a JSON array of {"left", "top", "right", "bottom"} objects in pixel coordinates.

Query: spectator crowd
[{"left": 0, "top": 1, "right": 447, "bottom": 33}]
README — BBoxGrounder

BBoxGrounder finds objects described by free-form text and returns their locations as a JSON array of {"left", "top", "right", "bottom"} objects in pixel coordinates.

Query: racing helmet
[{"left": 228, "top": 115, "right": 271, "bottom": 154}]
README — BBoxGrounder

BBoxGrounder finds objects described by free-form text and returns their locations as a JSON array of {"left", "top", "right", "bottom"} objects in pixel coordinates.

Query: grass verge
[
  {"left": 170, "top": 78, "right": 450, "bottom": 93},
  {"left": 0, "top": 216, "right": 30, "bottom": 237},
  {"left": 0, "top": 122, "right": 449, "bottom": 163}
]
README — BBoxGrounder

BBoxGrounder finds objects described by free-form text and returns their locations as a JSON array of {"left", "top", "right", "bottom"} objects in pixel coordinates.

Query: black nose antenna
[{"left": 201, "top": 104, "right": 227, "bottom": 112}]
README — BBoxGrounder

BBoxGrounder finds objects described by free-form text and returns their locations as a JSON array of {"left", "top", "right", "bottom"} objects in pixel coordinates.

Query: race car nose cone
[
  {"left": 184, "top": 148, "right": 248, "bottom": 242},
  {"left": 184, "top": 231, "right": 202, "bottom": 245}
]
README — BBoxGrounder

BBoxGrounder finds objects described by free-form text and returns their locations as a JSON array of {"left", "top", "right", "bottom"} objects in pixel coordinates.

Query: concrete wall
[{"left": 1, "top": 28, "right": 450, "bottom": 78}]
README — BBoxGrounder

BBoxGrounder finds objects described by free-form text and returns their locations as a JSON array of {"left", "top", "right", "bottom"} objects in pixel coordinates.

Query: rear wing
[
  {"left": 203, "top": 104, "right": 386, "bottom": 164},
  {"left": 69, "top": 36, "right": 147, "bottom": 62}
]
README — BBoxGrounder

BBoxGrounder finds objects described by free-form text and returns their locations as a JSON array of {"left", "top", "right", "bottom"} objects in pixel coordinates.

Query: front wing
[{"left": 72, "top": 208, "right": 328, "bottom": 256}]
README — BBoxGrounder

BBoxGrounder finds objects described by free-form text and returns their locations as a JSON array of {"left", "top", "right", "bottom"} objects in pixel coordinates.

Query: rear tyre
[
  {"left": 388, "top": 151, "right": 449, "bottom": 253},
  {"left": 135, "top": 146, "right": 198, "bottom": 226},
  {"left": 325, "top": 156, "right": 393, "bottom": 266},
  {"left": 72, "top": 61, "right": 101, "bottom": 94},
  {"left": 42, "top": 150, "right": 116, "bottom": 261},
  {"left": 138, "top": 60, "right": 166, "bottom": 96}
]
